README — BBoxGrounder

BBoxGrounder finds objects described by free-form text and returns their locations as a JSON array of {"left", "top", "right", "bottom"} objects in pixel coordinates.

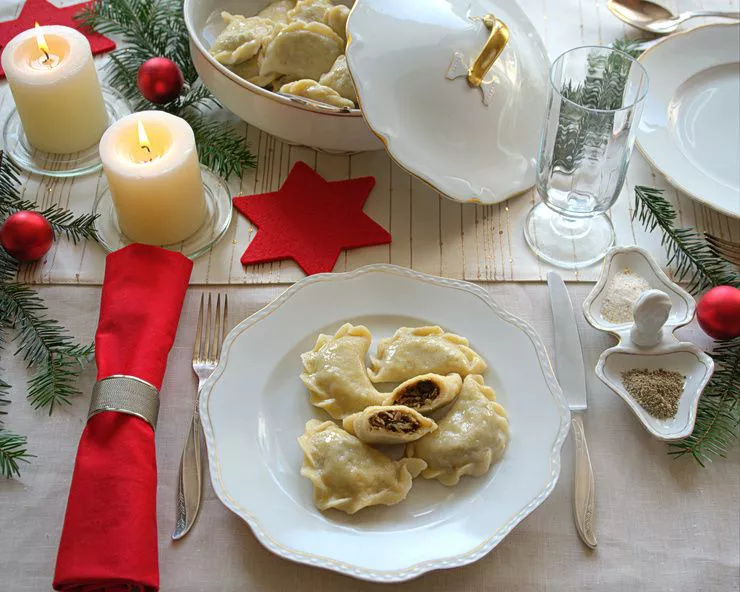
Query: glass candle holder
[{"left": 524, "top": 46, "right": 649, "bottom": 268}]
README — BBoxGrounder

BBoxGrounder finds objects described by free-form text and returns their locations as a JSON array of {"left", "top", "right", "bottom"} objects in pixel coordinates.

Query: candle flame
[
  {"left": 137, "top": 120, "right": 152, "bottom": 152},
  {"left": 34, "top": 23, "right": 50, "bottom": 61}
]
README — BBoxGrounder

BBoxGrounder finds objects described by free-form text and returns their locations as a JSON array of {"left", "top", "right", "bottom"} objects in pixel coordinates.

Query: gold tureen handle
[{"left": 467, "top": 14, "right": 510, "bottom": 87}]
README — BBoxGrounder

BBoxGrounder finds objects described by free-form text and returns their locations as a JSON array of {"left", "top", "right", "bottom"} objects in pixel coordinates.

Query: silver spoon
[{"left": 608, "top": 0, "right": 740, "bottom": 35}]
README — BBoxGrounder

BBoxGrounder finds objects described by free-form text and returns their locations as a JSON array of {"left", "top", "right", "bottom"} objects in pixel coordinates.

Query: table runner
[{"left": 1, "top": 0, "right": 738, "bottom": 287}]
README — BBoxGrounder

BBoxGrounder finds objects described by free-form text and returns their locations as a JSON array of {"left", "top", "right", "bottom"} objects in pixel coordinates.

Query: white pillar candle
[
  {"left": 1, "top": 25, "right": 108, "bottom": 154},
  {"left": 99, "top": 111, "right": 207, "bottom": 245}
]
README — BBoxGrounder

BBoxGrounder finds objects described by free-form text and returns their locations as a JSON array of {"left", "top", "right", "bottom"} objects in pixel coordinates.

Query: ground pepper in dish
[
  {"left": 600, "top": 268, "right": 651, "bottom": 323},
  {"left": 621, "top": 368, "right": 684, "bottom": 419}
]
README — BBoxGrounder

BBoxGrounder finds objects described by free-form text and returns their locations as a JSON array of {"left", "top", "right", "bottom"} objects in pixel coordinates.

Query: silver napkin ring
[{"left": 88, "top": 375, "right": 160, "bottom": 430}]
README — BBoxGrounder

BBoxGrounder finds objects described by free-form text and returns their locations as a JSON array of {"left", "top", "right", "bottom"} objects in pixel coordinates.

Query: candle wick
[{"left": 42, "top": 49, "right": 51, "bottom": 63}]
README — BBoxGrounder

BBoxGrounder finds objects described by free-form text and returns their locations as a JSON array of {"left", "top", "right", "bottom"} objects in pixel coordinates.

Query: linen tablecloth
[
  {"left": 1, "top": 284, "right": 737, "bottom": 591},
  {"left": 1, "top": 0, "right": 739, "bottom": 286}
]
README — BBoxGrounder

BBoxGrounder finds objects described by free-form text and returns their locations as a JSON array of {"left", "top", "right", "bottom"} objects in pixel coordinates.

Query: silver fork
[
  {"left": 705, "top": 233, "right": 740, "bottom": 267},
  {"left": 172, "top": 293, "right": 228, "bottom": 540}
]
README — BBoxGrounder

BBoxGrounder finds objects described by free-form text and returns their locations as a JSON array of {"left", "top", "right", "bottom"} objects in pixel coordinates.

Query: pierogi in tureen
[{"left": 209, "top": 0, "right": 358, "bottom": 109}]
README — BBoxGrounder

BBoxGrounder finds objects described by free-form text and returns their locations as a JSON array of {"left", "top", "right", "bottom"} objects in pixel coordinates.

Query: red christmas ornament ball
[
  {"left": 137, "top": 57, "right": 184, "bottom": 104},
  {"left": 0, "top": 211, "right": 54, "bottom": 262},
  {"left": 696, "top": 286, "right": 740, "bottom": 340}
]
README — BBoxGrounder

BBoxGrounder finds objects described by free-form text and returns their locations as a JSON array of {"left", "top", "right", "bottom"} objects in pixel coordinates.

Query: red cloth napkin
[{"left": 53, "top": 244, "right": 192, "bottom": 592}]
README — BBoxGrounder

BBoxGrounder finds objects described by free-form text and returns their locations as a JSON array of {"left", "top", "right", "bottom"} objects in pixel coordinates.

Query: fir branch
[
  {"left": 79, "top": 0, "right": 254, "bottom": 179},
  {"left": 27, "top": 344, "right": 95, "bottom": 414},
  {"left": 183, "top": 113, "right": 256, "bottom": 180},
  {"left": 0, "top": 247, "right": 19, "bottom": 283},
  {"left": 668, "top": 339, "right": 740, "bottom": 465},
  {"left": 0, "top": 429, "right": 33, "bottom": 479},
  {"left": 1, "top": 200, "right": 98, "bottom": 244},
  {"left": 0, "top": 283, "right": 77, "bottom": 366},
  {"left": 633, "top": 186, "right": 740, "bottom": 292},
  {"left": 0, "top": 152, "right": 96, "bottom": 476}
]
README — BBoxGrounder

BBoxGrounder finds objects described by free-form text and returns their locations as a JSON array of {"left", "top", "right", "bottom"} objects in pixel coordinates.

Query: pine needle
[
  {"left": 77, "top": 0, "right": 255, "bottom": 179},
  {"left": 0, "top": 430, "right": 33, "bottom": 479}
]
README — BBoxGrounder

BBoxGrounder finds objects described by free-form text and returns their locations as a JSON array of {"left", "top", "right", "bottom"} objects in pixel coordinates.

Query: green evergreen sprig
[
  {"left": 633, "top": 186, "right": 740, "bottom": 293},
  {"left": 0, "top": 154, "right": 98, "bottom": 244},
  {"left": 668, "top": 338, "right": 740, "bottom": 466},
  {"left": 0, "top": 430, "right": 33, "bottom": 479},
  {"left": 77, "top": 0, "right": 255, "bottom": 179},
  {"left": 633, "top": 186, "right": 740, "bottom": 464},
  {"left": 0, "top": 151, "right": 95, "bottom": 477}
]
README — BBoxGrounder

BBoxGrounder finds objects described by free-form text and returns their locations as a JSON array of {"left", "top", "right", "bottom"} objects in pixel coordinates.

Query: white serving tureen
[{"left": 346, "top": 0, "right": 550, "bottom": 204}]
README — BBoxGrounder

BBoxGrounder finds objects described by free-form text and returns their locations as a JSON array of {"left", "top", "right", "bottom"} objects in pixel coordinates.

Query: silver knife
[{"left": 547, "top": 272, "right": 597, "bottom": 549}]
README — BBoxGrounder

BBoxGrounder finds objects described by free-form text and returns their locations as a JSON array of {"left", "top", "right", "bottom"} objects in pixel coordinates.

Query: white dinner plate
[
  {"left": 637, "top": 24, "right": 740, "bottom": 218},
  {"left": 199, "top": 265, "right": 570, "bottom": 582}
]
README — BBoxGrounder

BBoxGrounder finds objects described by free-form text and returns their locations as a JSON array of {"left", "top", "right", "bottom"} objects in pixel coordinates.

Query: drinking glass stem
[{"left": 550, "top": 212, "right": 592, "bottom": 240}]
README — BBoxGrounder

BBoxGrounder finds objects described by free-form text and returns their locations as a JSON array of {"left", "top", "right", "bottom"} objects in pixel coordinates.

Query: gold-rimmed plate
[
  {"left": 637, "top": 24, "right": 740, "bottom": 218},
  {"left": 199, "top": 265, "right": 570, "bottom": 582}
]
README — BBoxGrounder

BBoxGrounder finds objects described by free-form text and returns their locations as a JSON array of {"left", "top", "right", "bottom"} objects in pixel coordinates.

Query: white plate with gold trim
[
  {"left": 199, "top": 265, "right": 570, "bottom": 582},
  {"left": 637, "top": 24, "right": 740, "bottom": 218}
]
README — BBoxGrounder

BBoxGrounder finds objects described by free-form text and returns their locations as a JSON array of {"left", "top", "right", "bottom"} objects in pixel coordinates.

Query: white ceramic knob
[{"left": 630, "top": 289, "right": 672, "bottom": 347}]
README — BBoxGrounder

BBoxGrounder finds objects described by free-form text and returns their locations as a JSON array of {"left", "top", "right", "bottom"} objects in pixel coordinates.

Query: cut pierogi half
[
  {"left": 318, "top": 55, "right": 356, "bottom": 103},
  {"left": 342, "top": 405, "right": 437, "bottom": 445},
  {"left": 406, "top": 375, "right": 509, "bottom": 486},
  {"left": 298, "top": 420, "right": 427, "bottom": 514},
  {"left": 300, "top": 323, "right": 385, "bottom": 419},
  {"left": 279, "top": 79, "right": 354, "bottom": 108},
  {"left": 260, "top": 21, "right": 344, "bottom": 81},
  {"left": 369, "top": 326, "right": 487, "bottom": 383},
  {"left": 209, "top": 13, "right": 281, "bottom": 66},
  {"left": 383, "top": 373, "right": 462, "bottom": 414}
]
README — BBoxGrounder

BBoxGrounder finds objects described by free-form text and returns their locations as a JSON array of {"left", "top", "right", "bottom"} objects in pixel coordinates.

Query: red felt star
[
  {"left": 233, "top": 161, "right": 392, "bottom": 275},
  {"left": 0, "top": 0, "right": 116, "bottom": 77}
]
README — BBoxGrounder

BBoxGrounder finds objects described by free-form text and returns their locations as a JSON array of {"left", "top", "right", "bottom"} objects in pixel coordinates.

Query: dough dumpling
[
  {"left": 229, "top": 55, "right": 279, "bottom": 87},
  {"left": 369, "top": 326, "right": 487, "bottom": 383},
  {"left": 288, "top": 0, "right": 332, "bottom": 23},
  {"left": 260, "top": 21, "right": 343, "bottom": 81},
  {"left": 280, "top": 79, "right": 355, "bottom": 109},
  {"left": 300, "top": 323, "right": 385, "bottom": 419},
  {"left": 343, "top": 405, "right": 437, "bottom": 445},
  {"left": 298, "top": 420, "right": 427, "bottom": 514},
  {"left": 323, "top": 4, "right": 350, "bottom": 40},
  {"left": 318, "top": 55, "right": 356, "bottom": 103},
  {"left": 406, "top": 375, "right": 509, "bottom": 486},
  {"left": 209, "top": 12, "right": 280, "bottom": 66},
  {"left": 383, "top": 373, "right": 462, "bottom": 414},
  {"left": 258, "top": 0, "right": 295, "bottom": 24}
]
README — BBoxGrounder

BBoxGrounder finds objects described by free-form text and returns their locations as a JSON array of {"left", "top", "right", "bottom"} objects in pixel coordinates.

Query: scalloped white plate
[{"left": 199, "top": 265, "right": 570, "bottom": 582}]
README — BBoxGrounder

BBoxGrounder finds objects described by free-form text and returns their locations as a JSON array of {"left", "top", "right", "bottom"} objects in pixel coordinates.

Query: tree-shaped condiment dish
[
  {"left": 583, "top": 245, "right": 695, "bottom": 334},
  {"left": 584, "top": 246, "right": 714, "bottom": 441}
]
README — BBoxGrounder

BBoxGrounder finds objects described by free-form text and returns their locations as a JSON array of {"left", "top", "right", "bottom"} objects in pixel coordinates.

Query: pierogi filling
[
  {"left": 369, "top": 410, "right": 421, "bottom": 433},
  {"left": 395, "top": 380, "right": 439, "bottom": 409}
]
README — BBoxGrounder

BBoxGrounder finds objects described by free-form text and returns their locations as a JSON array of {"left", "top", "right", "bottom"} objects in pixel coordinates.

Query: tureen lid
[{"left": 346, "top": 0, "right": 550, "bottom": 204}]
